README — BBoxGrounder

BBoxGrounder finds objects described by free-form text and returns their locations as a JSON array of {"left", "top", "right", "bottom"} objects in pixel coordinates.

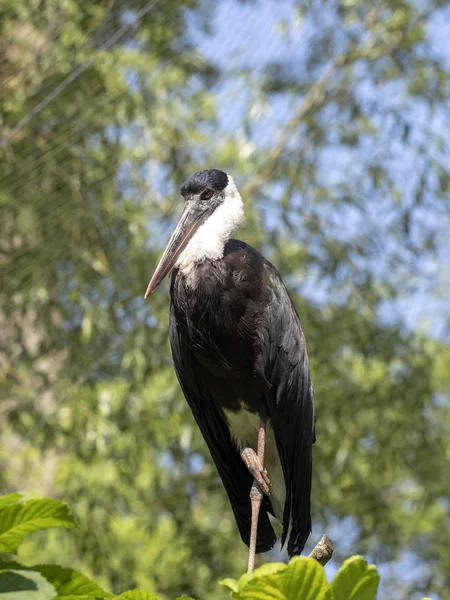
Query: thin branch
[
  {"left": 240, "top": 4, "right": 432, "bottom": 201},
  {"left": 308, "top": 534, "right": 335, "bottom": 566},
  {"left": 240, "top": 48, "right": 353, "bottom": 200}
]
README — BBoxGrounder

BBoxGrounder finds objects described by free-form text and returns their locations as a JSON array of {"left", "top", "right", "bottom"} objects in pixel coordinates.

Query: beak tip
[
  {"left": 144, "top": 282, "right": 153, "bottom": 299},
  {"left": 145, "top": 201, "right": 201, "bottom": 300}
]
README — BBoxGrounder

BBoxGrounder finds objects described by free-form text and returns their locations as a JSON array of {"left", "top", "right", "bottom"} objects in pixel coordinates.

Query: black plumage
[
  {"left": 169, "top": 239, "right": 315, "bottom": 556},
  {"left": 180, "top": 169, "right": 229, "bottom": 197}
]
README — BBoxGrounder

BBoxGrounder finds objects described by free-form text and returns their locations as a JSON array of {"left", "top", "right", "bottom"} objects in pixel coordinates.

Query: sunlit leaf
[
  {"left": 0, "top": 497, "right": 23, "bottom": 511},
  {"left": 0, "top": 500, "right": 77, "bottom": 554},
  {"left": 116, "top": 592, "right": 158, "bottom": 600},
  {"left": 331, "top": 556, "right": 379, "bottom": 600},
  {"left": 225, "top": 557, "right": 330, "bottom": 600}
]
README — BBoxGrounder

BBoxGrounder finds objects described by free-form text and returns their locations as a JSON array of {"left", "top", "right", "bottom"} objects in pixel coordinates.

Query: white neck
[{"left": 175, "top": 175, "right": 244, "bottom": 277}]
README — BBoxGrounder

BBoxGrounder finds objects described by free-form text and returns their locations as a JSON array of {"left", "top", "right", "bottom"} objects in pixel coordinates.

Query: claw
[{"left": 241, "top": 447, "right": 271, "bottom": 496}]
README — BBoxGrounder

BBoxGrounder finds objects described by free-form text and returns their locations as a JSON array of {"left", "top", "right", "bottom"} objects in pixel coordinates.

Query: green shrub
[{"left": 0, "top": 494, "right": 431, "bottom": 600}]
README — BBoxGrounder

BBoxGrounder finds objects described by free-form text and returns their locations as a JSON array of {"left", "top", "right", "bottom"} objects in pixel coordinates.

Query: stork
[{"left": 145, "top": 169, "right": 315, "bottom": 571}]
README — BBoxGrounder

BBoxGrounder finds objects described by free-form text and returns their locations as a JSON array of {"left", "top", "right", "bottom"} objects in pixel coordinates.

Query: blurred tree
[
  {"left": 0, "top": 1, "right": 449, "bottom": 599},
  {"left": 0, "top": 2, "right": 245, "bottom": 599}
]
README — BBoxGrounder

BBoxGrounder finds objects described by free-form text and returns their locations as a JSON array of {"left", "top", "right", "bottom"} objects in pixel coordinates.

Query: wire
[
  {"left": 0, "top": 84, "right": 124, "bottom": 191},
  {"left": 0, "top": 0, "right": 150, "bottom": 175},
  {"left": 0, "top": 0, "right": 131, "bottom": 92},
  {"left": 0, "top": 0, "right": 162, "bottom": 148}
]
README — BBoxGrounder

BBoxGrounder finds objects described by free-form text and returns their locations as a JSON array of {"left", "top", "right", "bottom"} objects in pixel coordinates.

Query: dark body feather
[{"left": 169, "top": 239, "right": 315, "bottom": 555}]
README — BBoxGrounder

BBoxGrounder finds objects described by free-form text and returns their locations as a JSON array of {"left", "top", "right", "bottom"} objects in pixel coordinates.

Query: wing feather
[
  {"left": 262, "top": 265, "right": 315, "bottom": 556},
  {"left": 169, "top": 308, "right": 276, "bottom": 553}
]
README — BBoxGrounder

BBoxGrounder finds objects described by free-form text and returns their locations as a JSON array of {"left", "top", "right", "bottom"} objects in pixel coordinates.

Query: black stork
[{"left": 145, "top": 169, "right": 315, "bottom": 571}]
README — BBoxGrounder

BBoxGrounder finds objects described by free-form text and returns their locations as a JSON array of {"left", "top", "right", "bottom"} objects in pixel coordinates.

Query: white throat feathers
[{"left": 175, "top": 175, "right": 244, "bottom": 278}]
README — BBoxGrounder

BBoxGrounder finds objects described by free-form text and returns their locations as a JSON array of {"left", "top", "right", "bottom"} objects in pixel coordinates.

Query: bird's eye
[{"left": 201, "top": 189, "right": 213, "bottom": 200}]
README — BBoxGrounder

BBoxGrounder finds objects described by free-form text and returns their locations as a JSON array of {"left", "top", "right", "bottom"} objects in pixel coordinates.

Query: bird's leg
[
  {"left": 246, "top": 416, "right": 267, "bottom": 573},
  {"left": 240, "top": 447, "right": 271, "bottom": 495}
]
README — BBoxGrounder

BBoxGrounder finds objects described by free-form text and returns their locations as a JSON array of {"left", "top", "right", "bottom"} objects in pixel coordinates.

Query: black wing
[
  {"left": 169, "top": 308, "right": 276, "bottom": 553},
  {"left": 262, "top": 263, "right": 315, "bottom": 556}
]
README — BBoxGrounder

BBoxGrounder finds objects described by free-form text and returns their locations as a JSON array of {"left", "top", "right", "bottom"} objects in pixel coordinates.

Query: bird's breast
[
  {"left": 170, "top": 246, "right": 271, "bottom": 409},
  {"left": 171, "top": 258, "right": 264, "bottom": 375}
]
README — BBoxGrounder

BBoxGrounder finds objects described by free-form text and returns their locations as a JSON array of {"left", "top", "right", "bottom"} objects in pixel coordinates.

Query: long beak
[{"left": 144, "top": 202, "right": 208, "bottom": 298}]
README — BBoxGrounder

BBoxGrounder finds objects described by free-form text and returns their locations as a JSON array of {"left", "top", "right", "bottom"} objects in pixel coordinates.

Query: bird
[{"left": 145, "top": 169, "right": 315, "bottom": 571}]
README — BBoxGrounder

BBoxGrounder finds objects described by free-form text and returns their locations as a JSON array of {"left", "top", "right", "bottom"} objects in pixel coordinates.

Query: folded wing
[
  {"left": 261, "top": 263, "right": 315, "bottom": 556},
  {"left": 169, "top": 309, "right": 277, "bottom": 553}
]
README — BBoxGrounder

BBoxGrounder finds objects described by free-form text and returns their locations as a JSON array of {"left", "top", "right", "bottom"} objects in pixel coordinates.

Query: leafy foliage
[
  {"left": 0, "top": 564, "right": 116, "bottom": 600},
  {"left": 115, "top": 593, "right": 159, "bottom": 600},
  {"left": 0, "top": 571, "right": 37, "bottom": 594},
  {"left": 0, "top": 493, "right": 430, "bottom": 600},
  {"left": 221, "top": 559, "right": 330, "bottom": 600},
  {"left": 0, "top": 570, "right": 56, "bottom": 600},
  {"left": 0, "top": 496, "right": 77, "bottom": 554},
  {"left": 0, "top": 495, "right": 137, "bottom": 599},
  {"left": 330, "top": 557, "right": 379, "bottom": 600},
  {"left": 221, "top": 555, "right": 382, "bottom": 600}
]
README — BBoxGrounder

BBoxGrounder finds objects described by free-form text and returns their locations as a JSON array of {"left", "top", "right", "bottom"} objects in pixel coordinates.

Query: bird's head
[{"left": 145, "top": 169, "right": 243, "bottom": 298}]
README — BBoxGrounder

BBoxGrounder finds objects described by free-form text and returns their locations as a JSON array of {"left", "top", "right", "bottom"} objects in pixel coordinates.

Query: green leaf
[
  {"left": 228, "top": 557, "right": 330, "bottom": 600},
  {"left": 219, "top": 578, "right": 239, "bottom": 593},
  {"left": 116, "top": 592, "right": 159, "bottom": 600},
  {"left": 0, "top": 497, "right": 23, "bottom": 511},
  {"left": 0, "top": 499, "right": 77, "bottom": 554},
  {"left": 35, "top": 566, "right": 113, "bottom": 600},
  {"left": 0, "top": 571, "right": 37, "bottom": 593},
  {"left": 239, "top": 562, "right": 287, "bottom": 590},
  {"left": 220, "top": 563, "right": 288, "bottom": 598},
  {"left": 0, "top": 570, "right": 56, "bottom": 600},
  {"left": 0, "top": 562, "right": 112, "bottom": 600},
  {"left": 331, "top": 556, "right": 379, "bottom": 600},
  {"left": 175, "top": 597, "right": 196, "bottom": 600}
]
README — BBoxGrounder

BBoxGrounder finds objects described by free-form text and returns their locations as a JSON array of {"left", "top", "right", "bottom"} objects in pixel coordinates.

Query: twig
[
  {"left": 240, "top": 4, "right": 431, "bottom": 202},
  {"left": 308, "top": 534, "right": 334, "bottom": 566},
  {"left": 240, "top": 48, "right": 352, "bottom": 200}
]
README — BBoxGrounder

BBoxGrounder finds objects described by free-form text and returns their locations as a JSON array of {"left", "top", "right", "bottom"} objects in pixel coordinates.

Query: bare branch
[{"left": 308, "top": 535, "right": 335, "bottom": 567}]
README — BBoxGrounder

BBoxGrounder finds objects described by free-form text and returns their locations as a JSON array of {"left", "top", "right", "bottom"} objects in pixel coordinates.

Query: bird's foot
[{"left": 240, "top": 448, "right": 271, "bottom": 496}]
